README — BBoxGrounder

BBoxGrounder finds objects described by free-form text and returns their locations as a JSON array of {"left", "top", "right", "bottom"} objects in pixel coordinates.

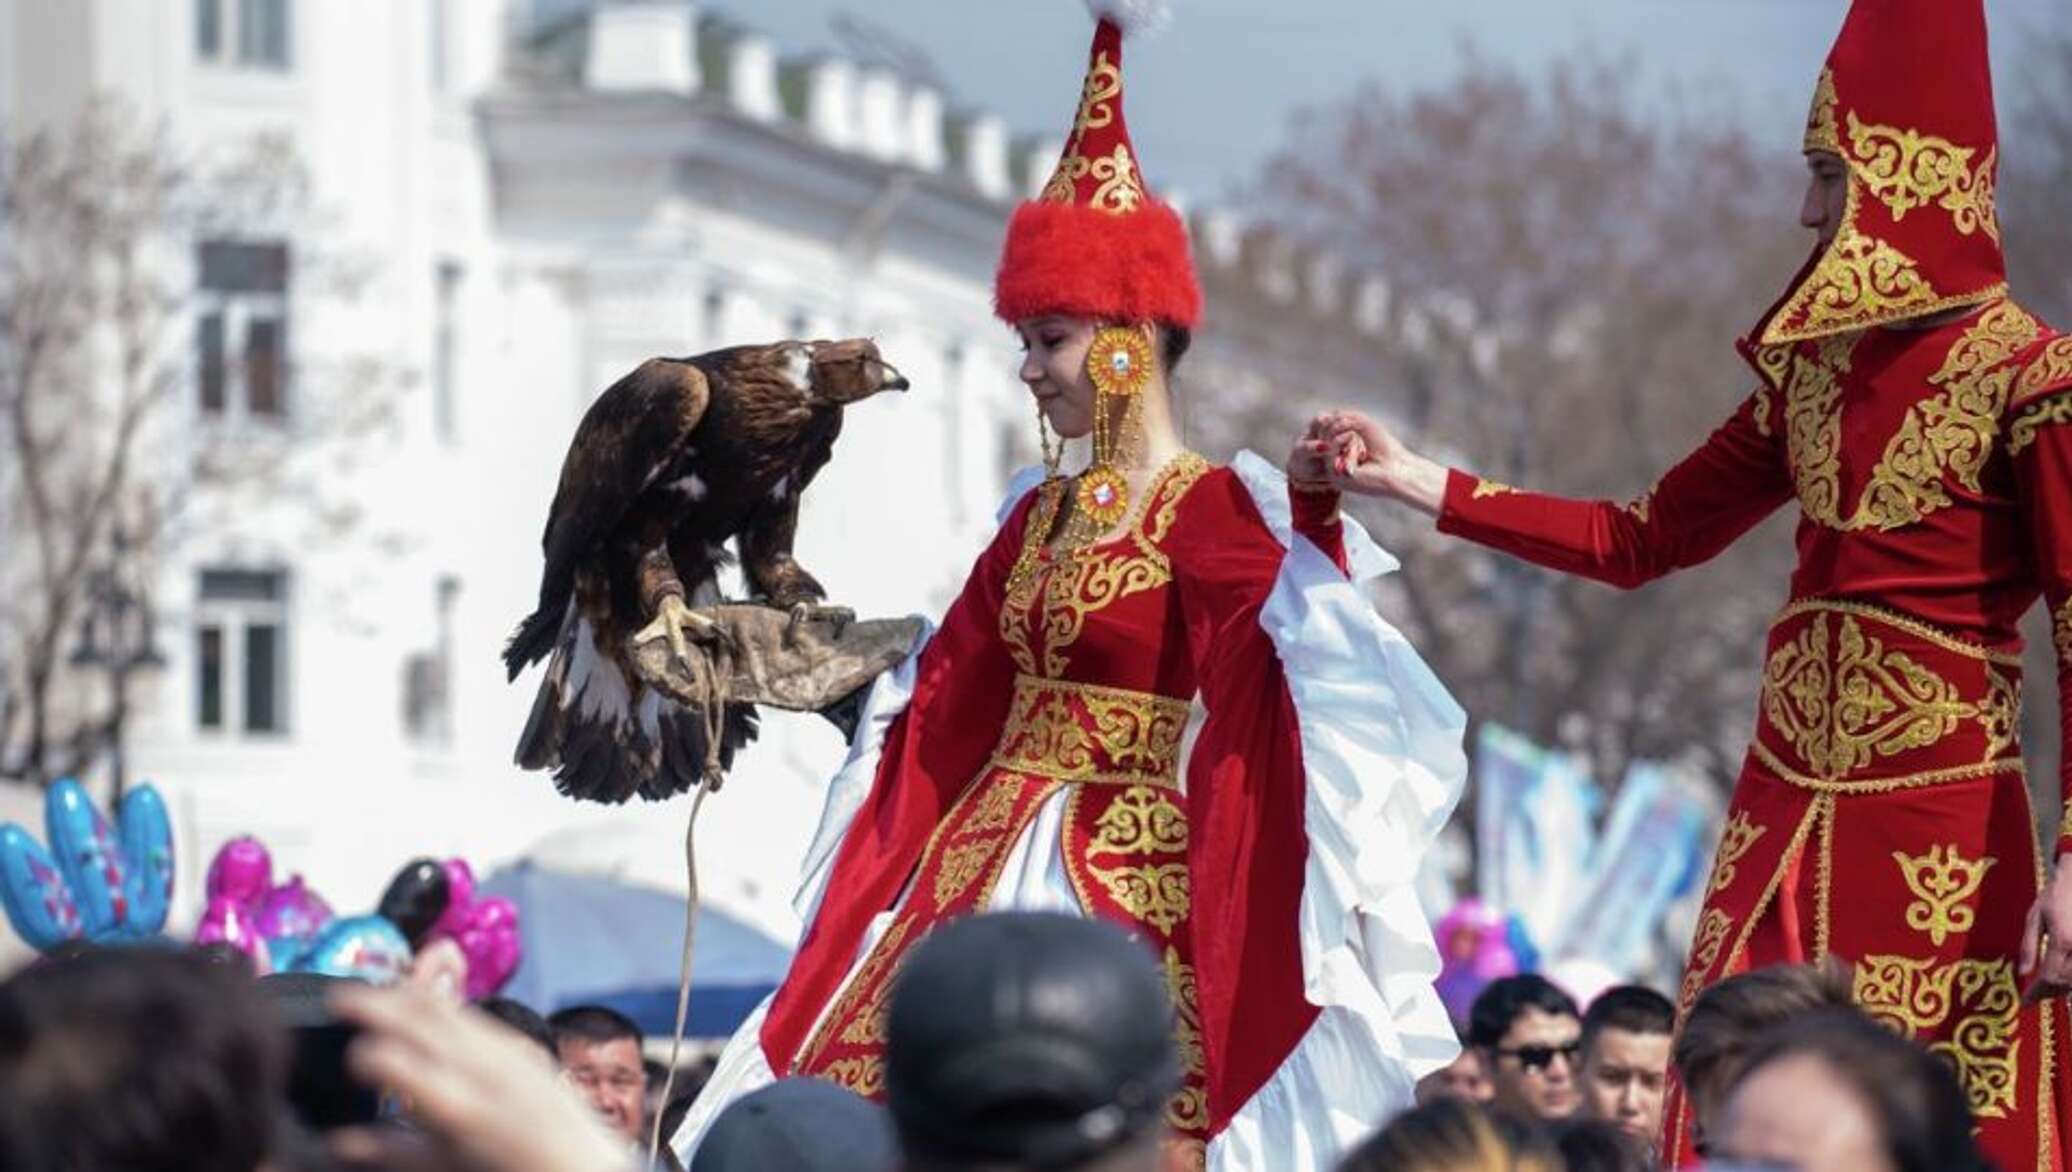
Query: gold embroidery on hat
[
  {"left": 1847, "top": 114, "right": 2000, "bottom": 244},
  {"left": 1804, "top": 68, "right": 1841, "bottom": 155}
]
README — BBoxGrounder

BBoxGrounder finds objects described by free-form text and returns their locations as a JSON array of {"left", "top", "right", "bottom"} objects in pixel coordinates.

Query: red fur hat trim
[{"left": 992, "top": 198, "right": 1202, "bottom": 329}]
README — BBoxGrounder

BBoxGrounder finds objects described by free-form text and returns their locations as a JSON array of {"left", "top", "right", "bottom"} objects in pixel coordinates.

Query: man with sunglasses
[{"left": 1465, "top": 975, "right": 1582, "bottom": 1124}]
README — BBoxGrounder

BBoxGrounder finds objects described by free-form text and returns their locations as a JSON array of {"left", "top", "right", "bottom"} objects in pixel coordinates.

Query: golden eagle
[{"left": 504, "top": 338, "right": 907, "bottom": 803}]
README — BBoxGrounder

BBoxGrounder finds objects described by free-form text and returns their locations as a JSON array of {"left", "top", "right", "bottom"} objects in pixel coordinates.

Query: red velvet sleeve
[
  {"left": 2012, "top": 377, "right": 2072, "bottom": 859},
  {"left": 1291, "top": 483, "right": 1349, "bottom": 574},
  {"left": 1169, "top": 470, "right": 1326, "bottom": 1129},
  {"left": 759, "top": 489, "right": 1033, "bottom": 1067},
  {"left": 1435, "top": 391, "right": 1792, "bottom": 588}
]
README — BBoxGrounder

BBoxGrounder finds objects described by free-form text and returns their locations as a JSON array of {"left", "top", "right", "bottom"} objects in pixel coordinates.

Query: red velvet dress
[
  {"left": 1439, "top": 298, "right": 2072, "bottom": 1168},
  {"left": 666, "top": 453, "right": 1466, "bottom": 1169}
]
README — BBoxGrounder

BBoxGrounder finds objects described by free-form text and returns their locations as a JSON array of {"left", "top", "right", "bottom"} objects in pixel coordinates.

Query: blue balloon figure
[{"left": 0, "top": 778, "right": 174, "bottom": 950}]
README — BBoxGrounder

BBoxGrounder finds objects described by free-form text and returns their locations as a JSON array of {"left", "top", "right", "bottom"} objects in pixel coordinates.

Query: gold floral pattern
[
  {"left": 1038, "top": 48, "right": 1146, "bottom": 214},
  {"left": 2055, "top": 597, "right": 2072, "bottom": 667},
  {"left": 1088, "top": 861, "right": 1190, "bottom": 932},
  {"left": 1854, "top": 955, "right": 2021, "bottom": 1119},
  {"left": 1681, "top": 908, "right": 1734, "bottom": 1011},
  {"left": 2009, "top": 395, "right": 2072, "bottom": 456},
  {"left": 1804, "top": 68, "right": 1840, "bottom": 155},
  {"left": 821, "top": 1056, "right": 885, "bottom": 1096},
  {"left": 1787, "top": 303, "right": 2038, "bottom": 532},
  {"left": 1624, "top": 489, "right": 1655, "bottom": 525},
  {"left": 1001, "top": 455, "right": 1207, "bottom": 678},
  {"left": 1163, "top": 948, "right": 1210, "bottom": 1133},
  {"left": 2018, "top": 336, "right": 2072, "bottom": 399},
  {"left": 1847, "top": 113, "right": 2000, "bottom": 242},
  {"left": 992, "top": 676, "right": 1188, "bottom": 786},
  {"left": 1090, "top": 785, "right": 1188, "bottom": 856},
  {"left": 1894, "top": 844, "right": 1996, "bottom": 947},
  {"left": 1761, "top": 612, "right": 1981, "bottom": 778},
  {"left": 1471, "top": 478, "right": 1515, "bottom": 500},
  {"left": 1772, "top": 218, "right": 1939, "bottom": 343},
  {"left": 934, "top": 840, "right": 995, "bottom": 908},
  {"left": 1706, "top": 812, "right": 1767, "bottom": 898}
]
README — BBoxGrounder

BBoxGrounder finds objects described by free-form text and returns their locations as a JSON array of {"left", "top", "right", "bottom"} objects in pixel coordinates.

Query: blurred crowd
[{"left": 0, "top": 912, "right": 1995, "bottom": 1172}]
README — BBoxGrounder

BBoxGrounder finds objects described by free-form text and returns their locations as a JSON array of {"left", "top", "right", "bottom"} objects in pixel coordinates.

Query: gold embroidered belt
[
  {"left": 988, "top": 674, "right": 1189, "bottom": 790},
  {"left": 1753, "top": 600, "right": 2022, "bottom": 793}
]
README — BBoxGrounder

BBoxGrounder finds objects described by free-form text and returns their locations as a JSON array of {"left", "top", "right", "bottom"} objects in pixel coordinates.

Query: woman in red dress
[{"left": 672, "top": 6, "right": 1468, "bottom": 1169}]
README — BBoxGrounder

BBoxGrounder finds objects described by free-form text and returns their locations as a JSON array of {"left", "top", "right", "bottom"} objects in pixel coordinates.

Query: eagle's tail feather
[
  {"left": 644, "top": 702, "right": 758, "bottom": 801},
  {"left": 503, "top": 592, "right": 571, "bottom": 681}
]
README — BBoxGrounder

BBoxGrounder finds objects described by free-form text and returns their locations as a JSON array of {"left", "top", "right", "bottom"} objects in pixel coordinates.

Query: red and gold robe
[
  {"left": 1439, "top": 298, "right": 2072, "bottom": 1169},
  {"left": 673, "top": 453, "right": 1468, "bottom": 1170}
]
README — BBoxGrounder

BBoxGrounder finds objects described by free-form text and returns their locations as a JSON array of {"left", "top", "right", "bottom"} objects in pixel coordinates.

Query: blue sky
[{"left": 542, "top": 1, "right": 2058, "bottom": 198}]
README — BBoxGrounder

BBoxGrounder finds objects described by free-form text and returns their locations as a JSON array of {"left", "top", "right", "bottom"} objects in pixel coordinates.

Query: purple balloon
[
  {"left": 449, "top": 895, "right": 521, "bottom": 1000},
  {"left": 254, "top": 875, "right": 335, "bottom": 941},
  {"left": 206, "top": 837, "right": 274, "bottom": 909},
  {"left": 195, "top": 896, "right": 272, "bottom": 974}
]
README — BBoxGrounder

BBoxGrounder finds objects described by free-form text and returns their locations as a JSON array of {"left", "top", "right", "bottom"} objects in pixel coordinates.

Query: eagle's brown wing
[{"left": 503, "top": 359, "right": 710, "bottom": 679}]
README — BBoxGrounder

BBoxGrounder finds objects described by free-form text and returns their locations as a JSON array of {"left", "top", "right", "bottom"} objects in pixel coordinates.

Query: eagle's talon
[{"left": 635, "top": 595, "right": 733, "bottom": 673}]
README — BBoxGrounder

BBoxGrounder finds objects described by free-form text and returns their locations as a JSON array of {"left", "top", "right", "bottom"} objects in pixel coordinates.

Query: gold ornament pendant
[
  {"left": 1071, "top": 325, "right": 1155, "bottom": 535},
  {"left": 1075, "top": 464, "right": 1131, "bottom": 529}
]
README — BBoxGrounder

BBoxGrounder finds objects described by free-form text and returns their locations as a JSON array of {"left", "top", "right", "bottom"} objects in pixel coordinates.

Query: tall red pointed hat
[
  {"left": 992, "top": 1, "right": 1201, "bottom": 330},
  {"left": 1754, "top": 0, "right": 2006, "bottom": 345}
]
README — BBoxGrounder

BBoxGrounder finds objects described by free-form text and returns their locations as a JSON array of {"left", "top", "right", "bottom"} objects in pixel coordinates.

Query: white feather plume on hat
[{"left": 1083, "top": 0, "right": 1173, "bottom": 35}]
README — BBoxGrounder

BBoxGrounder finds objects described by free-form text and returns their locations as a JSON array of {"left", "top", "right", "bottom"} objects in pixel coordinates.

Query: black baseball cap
[
  {"left": 886, "top": 913, "right": 1180, "bottom": 1169},
  {"left": 690, "top": 1078, "right": 896, "bottom": 1172}
]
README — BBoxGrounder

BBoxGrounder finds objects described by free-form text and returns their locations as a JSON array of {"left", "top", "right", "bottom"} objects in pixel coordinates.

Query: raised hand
[{"left": 1313, "top": 409, "right": 1449, "bottom": 516}]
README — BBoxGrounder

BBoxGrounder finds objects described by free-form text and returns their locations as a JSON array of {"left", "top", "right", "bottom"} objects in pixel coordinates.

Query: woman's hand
[
  {"left": 1287, "top": 413, "right": 1345, "bottom": 489},
  {"left": 1312, "top": 410, "right": 1449, "bottom": 517},
  {"left": 327, "top": 983, "right": 637, "bottom": 1172},
  {"left": 2022, "top": 858, "right": 2072, "bottom": 1003}
]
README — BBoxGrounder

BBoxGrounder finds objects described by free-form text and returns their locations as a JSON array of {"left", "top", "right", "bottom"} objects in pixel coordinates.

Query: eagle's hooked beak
[{"left": 878, "top": 362, "right": 910, "bottom": 393}]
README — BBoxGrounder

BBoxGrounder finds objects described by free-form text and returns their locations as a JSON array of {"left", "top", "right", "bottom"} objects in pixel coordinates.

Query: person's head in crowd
[
  {"left": 1551, "top": 1118, "right": 1650, "bottom": 1172},
  {"left": 1672, "top": 959, "right": 1854, "bottom": 1154},
  {"left": 1575, "top": 984, "right": 1673, "bottom": 1145},
  {"left": 1336, "top": 1098, "right": 1562, "bottom": 1172},
  {"left": 1465, "top": 974, "right": 1582, "bottom": 1123},
  {"left": 1415, "top": 1040, "right": 1494, "bottom": 1107},
  {"left": 0, "top": 945, "right": 287, "bottom": 1172},
  {"left": 690, "top": 1078, "right": 898, "bottom": 1172},
  {"left": 886, "top": 912, "right": 1180, "bottom": 1172},
  {"left": 478, "top": 996, "right": 556, "bottom": 1060},
  {"left": 1712, "top": 1009, "right": 1991, "bottom": 1172},
  {"left": 548, "top": 1004, "right": 647, "bottom": 1144}
]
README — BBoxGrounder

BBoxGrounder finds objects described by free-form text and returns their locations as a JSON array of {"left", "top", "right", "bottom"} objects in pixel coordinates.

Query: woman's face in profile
[{"left": 1016, "top": 314, "right": 1099, "bottom": 438}]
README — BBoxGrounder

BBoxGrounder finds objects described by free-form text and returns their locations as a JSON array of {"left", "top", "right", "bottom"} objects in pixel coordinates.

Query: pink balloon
[
  {"left": 450, "top": 896, "right": 521, "bottom": 1000},
  {"left": 433, "top": 858, "right": 476, "bottom": 938},
  {"left": 195, "top": 896, "right": 272, "bottom": 974},
  {"left": 205, "top": 837, "right": 273, "bottom": 909},
  {"left": 254, "top": 875, "right": 335, "bottom": 941}
]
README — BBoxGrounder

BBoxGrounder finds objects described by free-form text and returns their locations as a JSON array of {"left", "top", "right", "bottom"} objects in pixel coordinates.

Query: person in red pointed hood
[{"left": 1307, "top": 1, "right": 2072, "bottom": 1168}]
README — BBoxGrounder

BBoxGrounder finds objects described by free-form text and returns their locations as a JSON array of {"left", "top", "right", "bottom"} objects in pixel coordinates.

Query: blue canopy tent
[{"left": 480, "top": 862, "right": 792, "bottom": 1039}]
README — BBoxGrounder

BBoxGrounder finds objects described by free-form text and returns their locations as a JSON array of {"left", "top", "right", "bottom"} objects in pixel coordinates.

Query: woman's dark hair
[
  {"left": 1730, "top": 1009, "right": 1990, "bottom": 1172},
  {"left": 1552, "top": 1118, "right": 1649, "bottom": 1172},
  {"left": 1160, "top": 323, "right": 1192, "bottom": 373},
  {"left": 1336, "top": 1098, "right": 1561, "bottom": 1172}
]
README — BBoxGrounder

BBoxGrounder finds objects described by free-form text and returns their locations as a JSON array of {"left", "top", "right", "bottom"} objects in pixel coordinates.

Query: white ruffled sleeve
[{"left": 1208, "top": 452, "right": 1469, "bottom": 1168}]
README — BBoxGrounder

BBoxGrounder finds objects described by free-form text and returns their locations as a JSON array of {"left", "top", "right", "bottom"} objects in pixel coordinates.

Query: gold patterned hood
[{"left": 1749, "top": 0, "right": 2007, "bottom": 348}]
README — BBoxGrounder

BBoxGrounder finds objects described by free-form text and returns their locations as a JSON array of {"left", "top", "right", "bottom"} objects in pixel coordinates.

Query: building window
[
  {"left": 433, "top": 261, "right": 462, "bottom": 444},
  {"left": 197, "top": 240, "right": 290, "bottom": 420},
  {"left": 195, "top": 568, "right": 289, "bottom": 736},
  {"left": 403, "top": 576, "right": 459, "bottom": 746},
  {"left": 196, "top": 0, "right": 291, "bottom": 70}
]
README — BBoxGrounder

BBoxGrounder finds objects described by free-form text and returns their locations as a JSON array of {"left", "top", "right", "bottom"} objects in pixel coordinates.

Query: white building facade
[{"left": 0, "top": 0, "right": 1407, "bottom": 949}]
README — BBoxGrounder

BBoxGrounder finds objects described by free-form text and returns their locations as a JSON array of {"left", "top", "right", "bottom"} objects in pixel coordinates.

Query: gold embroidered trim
[
  {"left": 795, "top": 916, "right": 913, "bottom": 1071},
  {"left": 1705, "top": 812, "right": 1766, "bottom": 898},
  {"left": 1163, "top": 949, "right": 1209, "bottom": 1134},
  {"left": 822, "top": 1056, "right": 885, "bottom": 1096},
  {"left": 1772, "top": 599, "right": 2020, "bottom": 666},
  {"left": 1813, "top": 795, "right": 1837, "bottom": 958},
  {"left": 2017, "top": 335, "right": 2072, "bottom": 401},
  {"left": 1682, "top": 799, "right": 1826, "bottom": 1017},
  {"left": 990, "top": 675, "right": 1188, "bottom": 787},
  {"left": 1854, "top": 955, "right": 2021, "bottom": 1119},
  {"left": 1680, "top": 908, "right": 1734, "bottom": 1012},
  {"left": 1000, "top": 454, "right": 1208, "bottom": 678},
  {"left": 1038, "top": 49, "right": 1146, "bottom": 214},
  {"left": 2040, "top": 1002, "right": 2060, "bottom": 1172},
  {"left": 1751, "top": 740, "right": 2023, "bottom": 794},
  {"left": 1624, "top": 489, "right": 1654, "bottom": 525},
  {"left": 1787, "top": 303, "right": 2038, "bottom": 532},
  {"left": 2009, "top": 393, "right": 2072, "bottom": 456},
  {"left": 1804, "top": 68, "right": 1840, "bottom": 155},
  {"left": 1894, "top": 844, "right": 1996, "bottom": 947},
  {"left": 1760, "top": 611, "right": 2014, "bottom": 778},
  {"left": 2057, "top": 801, "right": 2072, "bottom": 846},
  {"left": 1847, "top": 113, "right": 2001, "bottom": 243},
  {"left": 1470, "top": 478, "right": 1515, "bottom": 500}
]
